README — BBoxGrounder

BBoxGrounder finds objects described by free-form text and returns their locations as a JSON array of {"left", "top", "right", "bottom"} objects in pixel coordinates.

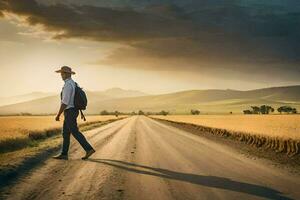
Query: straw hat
[{"left": 55, "top": 66, "right": 75, "bottom": 75}]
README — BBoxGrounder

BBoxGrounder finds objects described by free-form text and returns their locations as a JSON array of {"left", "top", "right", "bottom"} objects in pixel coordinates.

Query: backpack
[{"left": 74, "top": 82, "right": 88, "bottom": 121}]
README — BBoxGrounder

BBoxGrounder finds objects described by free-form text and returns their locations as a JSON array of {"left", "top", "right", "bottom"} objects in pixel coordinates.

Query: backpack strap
[{"left": 80, "top": 109, "right": 86, "bottom": 121}]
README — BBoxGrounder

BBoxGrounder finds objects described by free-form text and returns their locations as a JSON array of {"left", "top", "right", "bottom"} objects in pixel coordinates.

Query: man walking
[{"left": 53, "top": 66, "right": 95, "bottom": 160}]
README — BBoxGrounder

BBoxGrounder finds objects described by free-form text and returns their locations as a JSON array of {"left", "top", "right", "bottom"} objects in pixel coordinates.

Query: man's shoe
[
  {"left": 53, "top": 154, "right": 68, "bottom": 160},
  {"left": 82, "top": 149, "right": 96, "bottom": 160}
]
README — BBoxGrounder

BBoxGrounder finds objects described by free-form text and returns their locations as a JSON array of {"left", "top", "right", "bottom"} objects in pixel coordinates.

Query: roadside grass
[
  {"left": 0, "top": 118, "right": 125, "bottom": 154},
  {"left": 0, "top": 115, "right": 122, "bottom": 140}
]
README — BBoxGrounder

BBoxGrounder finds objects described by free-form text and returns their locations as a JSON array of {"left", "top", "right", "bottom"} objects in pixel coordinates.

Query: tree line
[
  {"left": 100, "top": 109, "right": 204, "bottom": 116},
  {"left": 243, "top": 105, "right": 298, "bottom": 114},
  {"left": 100, "top": 110, "right": 170, "bottom": 116},
  {"left": 100, "top": 106, "right": 298, "bottom": 116}
]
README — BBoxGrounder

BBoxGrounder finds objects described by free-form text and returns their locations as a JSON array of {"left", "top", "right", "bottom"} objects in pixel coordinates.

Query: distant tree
[
  {"left": 277, "top": 106, "right": 297, "bottom": 114},
  {"left": 229, "top": 111, "right": 233, "bottom": 114},
  {"left": 191, "top": 109, "right": 200, "bottom": 115},
  {"left": 277, "top": 106, "right": 284, "bottom": 114},
  {"left": 158, "top": 110, "right": 169, "bottom": 116},
  {"left": 100, "top": 110, "right": 109, "bottom": 115},
  {"left": 131, "top": 111, "right": 137, "bottom": 115},
  {"left": 138, "top": 110, "right": 144, "bottom": 115},
  {"left": 269, "top": 106, "right": 275, "bottom": 114},
  {"left": 251, "top": 106, "right": 260, "bottom": 114},
  {"left": 243, "top": 110, "right": 252, "bottom": 114},
  {"left": 285, "top": 106, "right": 294, "bottom": 113},
  {"left": 260, "top": 105, "right": 274, "bottom": 114},
  {"left": 260, "top": 105, "right": 267, "bottom": 114},
  {"left": 147, "top": 111, "right": 157, "bottom": 115},
  {"left": 20, "top": 112, "right": 32, "bottom": 116}
]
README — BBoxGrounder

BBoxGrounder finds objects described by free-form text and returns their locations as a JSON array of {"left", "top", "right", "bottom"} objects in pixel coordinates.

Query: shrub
[
  {"left": 158, "top": 110, "right": 169, "bottom": 116},
  {"left": 191, "top": 109, "right": 200, "bottom": 115},
  {"left": 100, "top": 110, "right": 110, "bottom": 115},
  {"left": 138, "top": 110, "right": 144, "bottom": 115}
]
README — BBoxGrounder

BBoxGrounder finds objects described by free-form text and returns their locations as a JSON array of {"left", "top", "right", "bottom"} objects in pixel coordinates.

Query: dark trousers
[{"left": 62, "top": 108, "right": 93, "bottom": 155}]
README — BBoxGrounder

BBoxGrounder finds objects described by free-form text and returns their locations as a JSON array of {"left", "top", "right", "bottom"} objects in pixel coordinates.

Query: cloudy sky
[{"left": 0, "top": 0, "right": 299, "bottom": 96}]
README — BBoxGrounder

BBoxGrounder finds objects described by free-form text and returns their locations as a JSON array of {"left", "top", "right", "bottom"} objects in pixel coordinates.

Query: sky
[{"left": 0, "top": 0, "right": 300, "bottom": 97}]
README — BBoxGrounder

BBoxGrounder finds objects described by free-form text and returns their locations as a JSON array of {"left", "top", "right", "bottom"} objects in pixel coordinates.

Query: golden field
[
  {"left": 0, "top": 115, "right": 121, "bottom": 141},
  {"left": 152, "top": 115, "right": 300, "bottom": 140}
]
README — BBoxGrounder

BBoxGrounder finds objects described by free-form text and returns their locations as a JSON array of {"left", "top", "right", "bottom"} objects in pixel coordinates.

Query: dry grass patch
[
  {"left": 0, "top": 115, "right": 126, "bottom": 153},
  {"left": 152, "top": 115, "right": 300, "bottom": 156},
  {"left": 153, "top": 115, "right": 300, "bottom": 139},
  {"left": 0, "top": 115, "right": 121, "bottom": 140}
]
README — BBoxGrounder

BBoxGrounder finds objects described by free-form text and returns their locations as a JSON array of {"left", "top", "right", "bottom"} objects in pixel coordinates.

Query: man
[{"left": 53, "top": 66, "right": 95, "bottom": 160}]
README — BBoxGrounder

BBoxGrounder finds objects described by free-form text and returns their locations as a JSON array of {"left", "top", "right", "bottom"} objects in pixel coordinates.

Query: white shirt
[{"left": 61, "top": 78, "right": 76, "bottom": 109}]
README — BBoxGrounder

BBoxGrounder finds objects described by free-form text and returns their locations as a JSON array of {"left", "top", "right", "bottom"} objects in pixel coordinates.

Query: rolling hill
[
  {"left": 0, "top": 92, "right": 55, "bottom": 107},
  {"left": 0, "top": 85, "right": 299, "bottom": 115}
]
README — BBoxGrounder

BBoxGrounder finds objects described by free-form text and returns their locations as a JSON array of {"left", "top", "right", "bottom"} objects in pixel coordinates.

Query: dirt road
[{"left": 2, "top": 116, "right": 300, "bottom": 200}]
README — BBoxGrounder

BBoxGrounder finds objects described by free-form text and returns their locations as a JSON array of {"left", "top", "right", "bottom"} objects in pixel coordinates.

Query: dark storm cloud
[
  {"left": 0, "top": 0, "right": 195, "bottom": 41},
  {"left": 1, "top": 0, "right": 300, "bottom": 81}
]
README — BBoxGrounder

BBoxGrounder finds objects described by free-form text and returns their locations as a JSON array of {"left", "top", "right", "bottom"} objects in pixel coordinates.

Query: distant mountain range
[
  {"left": 98, "top": 87, "right": 148, "bottom": 98},
  {"left": 0, "top": 86, "right": 299, "bottom": 115}
]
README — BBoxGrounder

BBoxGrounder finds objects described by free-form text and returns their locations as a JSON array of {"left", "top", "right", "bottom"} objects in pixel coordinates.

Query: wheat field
[
  {"left": 0, "top": 115, "right": 120, "bottom": 141},
  {"left": 153, "top": 115, "right": 300, "bottom": 140}
]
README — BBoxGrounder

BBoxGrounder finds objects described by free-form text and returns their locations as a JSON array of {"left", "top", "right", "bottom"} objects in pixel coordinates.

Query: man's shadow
[{"left": 88, "top": 159, "right": 292, "bottom": 200}]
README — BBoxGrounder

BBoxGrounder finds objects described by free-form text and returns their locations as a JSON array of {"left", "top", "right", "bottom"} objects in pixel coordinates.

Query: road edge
[
  {"left": 0, "top": 117, "right": 127, "bottom": 195},
  {"left": 151, "top": 117, "right": 300, "bottom": 175}
]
